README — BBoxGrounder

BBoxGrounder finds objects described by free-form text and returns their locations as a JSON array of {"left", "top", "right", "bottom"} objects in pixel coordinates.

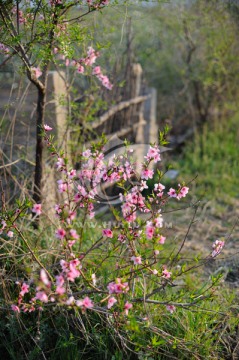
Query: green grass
[{"left": 171, "top": 115, "right": 239, "bottom": 203}]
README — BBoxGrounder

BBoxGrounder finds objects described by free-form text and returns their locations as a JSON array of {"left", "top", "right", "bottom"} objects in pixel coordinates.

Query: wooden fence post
[{"left": 42, "top": 71, "right": 69, "bottom": 221}]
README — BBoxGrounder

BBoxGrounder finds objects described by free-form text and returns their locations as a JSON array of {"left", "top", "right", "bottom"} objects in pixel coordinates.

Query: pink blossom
[
  {"left": 7, "top": 231, "right": 14, "bottom": 238},
  {"left": 177, "top": 185, "right": 189, "bottom": 200},
  {"left": 60, "top": 260, "right": 67, "bottom": 271},
  {"left": 212, "top": 240, "right": 225, "bottom": 257},
  {"left": 65, "top": 259, "right": 81, "bottom": 282},
  {"left": 40, "top": 269, "right": 51, "bottom": 287},
  {"left": 31, "top": 67, "right": 42, "bottom": 78},
  {"left": 131, "top": 256, "right": 142, "bottom": 265},
  {"left": 55, "top": 228, "right": 66, "bottom": 240},
  {"left": 55, "top": 204, "right": 62, "bottom": 214},
  {"left": 162, "top": 267, "right": 171, "bottom": 279},
  {"left": 107, "top": 279, "right": 129, "bottom": 294},
  {"left": 36, "top": 291, "right": 48, "bottom": 303},
  {"left": 166, "top": 304, "right": 176, "bottom": 314},
  {"left": 20, "top": 283, "right": 29, "bottom": 297},
  {"left": 11, "top": 304, "right": 20, "bottom": 313},
  {"left": 155, "top": 215, "right": 163, "bottom": 228},
  {"left": 67, "top": 211, "right": 77, "bottom": 224},
  {"left": 98, "top": 74, "right": 113, "bottom": 90},
  {"left": 118, "top": 234, "right": 126, "bottom": 243},
  {"left": 82, "top": 149, "right": 92, "bottom": 157},
  {"left": 66, "top": 296, "right": 75, "bottom": 306},
  {"left": 140, "top": 180, "right": 148, "bottom": 191},
  {"left": 56, "top": 286, "right": 65, "bottom": 295},
  {"left": 84, "top": 46, "right": 98, "bottom": 66},
  {"left": 158, "top": 235, "right": 166, "bottom": 244},
  {"left": 124, "top": 301, "right": 133, "bottom": 316},
  {"left": 92, "top": 66, "right": 101, "bottom": 75},
  {"left": 68, "top": 240, "right": 76, "bottom": 247},
  {"left": 145, "top": 146, "right": 161, "bottom": 163},
  {"left": 168, "top": 188, "right": 177, "bottom": 198},
  {"left": 146, "top": 222, "right": 155, "bottom": 239},
  {"left": 102, "top": 228, "right": 113, "bottom": 238},
  {"left": 55, "top": 275, "right": 64, "bottom": 286},
  {"left": 121, "top": 202, "right": 136, "bottom": 222},
  {"left": 77, "top": 65, "right": 84, "bottom": 73},
  {"left": 154, "top": 183, "right": 165, "bottom": 192},
  {"left": 55, "top": 275, "right": 65, "bottom": 295},
  {"left": 56, "top": 158, "right": 65, "bottom": 170},
  {"left": 77, "top": 185, "right": 87, "bottom": 197},
  {"left": 32, "top": 203, "right": 42, "bottom": 216},
  {"left": 141, "top": 168, "right": 154, "bottom": 180},
  {"left": 71, "top": 60, "right": 77, "bottom": 66},
  {"left": 68, "top": 169, "right": 76, "bottom": 179},
  {"left": 57, "top": 180, "right": 68, "bottom": 193},
  {"left": 152, "top": 269, "right": 158, "bottom": 275},
  {"left": 107, "top": 296, "right": 117, "bottom": 309},
  {"left": 44, "top": 124, "right": 53, "bottom": 131},
  {"left": 76, "top": 296, "right": 94, "bottom": 309},
  {"left": 69, "top": 229, "right": 79, "bottom": 240}
]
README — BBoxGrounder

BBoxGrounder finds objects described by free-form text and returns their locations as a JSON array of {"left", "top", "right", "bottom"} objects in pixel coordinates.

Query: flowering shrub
[
  {"left": 0, "top": 2, "right": 227, "bottom": 356},
  {"left": 0, "top": 125, "right": 225, "bottom": 324}
]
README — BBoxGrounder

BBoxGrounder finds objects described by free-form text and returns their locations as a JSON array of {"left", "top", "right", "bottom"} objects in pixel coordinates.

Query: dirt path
[{"left": 163, "top": 197, "right": 239, "bottom": 286}]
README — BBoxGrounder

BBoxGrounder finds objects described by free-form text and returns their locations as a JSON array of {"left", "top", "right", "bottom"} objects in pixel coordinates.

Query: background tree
[{"left": 0, "top": 0, "right": 110, "bottom": 205}]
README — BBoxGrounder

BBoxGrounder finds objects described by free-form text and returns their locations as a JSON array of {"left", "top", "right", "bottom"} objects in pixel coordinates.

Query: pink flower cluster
[
  {"left": 12, "top": 6, "right": 26, "bottom": 24},
  {"left": 108, "top": 278, "right": 129, "bottom": 294},
  {"left": 75, "top": 296, "right": 94, "bottom": 311},
  {"left": 168, "top": 184, "right": 189, "bottom": 200},
  {"left": 0, "top": 220, "right": 14, "bottom": 238},
  {"left": 145, "top": 212, "right": 163, "bottom": 240},
  {"left": 92, "top": 65, "right": 113, "bottom": 90},
  {"left": 144, "top": 146, "right": 161, "bottom": 163},
  {"left": 154, "top": 183, "right": 165, "bottom": 198},
  {"left": 60, "top": 258, "right": 82, "bottom": 282},
  {"left": 11, "top": 281, "right": 35, "bottom": 313},
  {"left": 63, "top": 47, "right": 113, "bottom": 90},
  {"left": 162, "top": 266, "right": 172, "bottom": 279},
  {"left": 121, "top": 188, "right": 148, "bottom": 222},
  {"left": 140, "top": 145, "right": 161, "bottom": 180},
  {"left": 10, "top": 127, "right": 193, "bottom": 316}
]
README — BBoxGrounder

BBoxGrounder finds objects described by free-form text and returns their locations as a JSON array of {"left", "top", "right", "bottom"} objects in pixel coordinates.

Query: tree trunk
[{"left": 33, "top": 86, "right": 46, "bottom": 205}]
